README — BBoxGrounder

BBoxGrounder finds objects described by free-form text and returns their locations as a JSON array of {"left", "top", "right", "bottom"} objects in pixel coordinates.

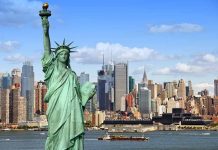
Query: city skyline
[{"left": 0, "top": 0, "right": 218, "bottom": 95}]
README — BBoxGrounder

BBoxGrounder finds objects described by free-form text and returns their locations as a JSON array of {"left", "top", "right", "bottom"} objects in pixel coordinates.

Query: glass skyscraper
[{"left": 21, "top": 61, "right": 34, "bottom": 121}]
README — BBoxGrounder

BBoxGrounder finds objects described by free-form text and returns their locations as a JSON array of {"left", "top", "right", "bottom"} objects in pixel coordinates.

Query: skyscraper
[
  {"left": 129, "top": 76, "right": 135, "bottom": 93},
  {"left": 2, "top": 73, "right": 11, "bottom": 89},
  {"left": 142, "top": 69, "right": 148, "bottom": 87},
  {"left": 97, "top": 64, "right": 114, "bottom": 111},
  {"left": 114, "top": 63, "right": 128, "bottom": 111},
  {"left": 11, "top": 68, "right": 21, "bottom": 87},
  {"left": 178, "top": 79, "right": 186, "bottom": 108},
  {"left": 1, "top": 89, "right": 10, "bottom": 124},
  {"left": 21, "top": 61, "right": 34, "bottom": 121},
  {"left": 79, "top": 72, "right": 89, "bottom": 85},
  {"left": 35, "top": 81, "right": 47, "bottom": 115},
  {"left": 138, "top": 87, "right": 151, "bottom": 116},
  {"left": 214, "top": 79, "right": 218, "bottom": 97},
  {"left": 11, "top": 86, "right": 26, "bottom": 124},
  {"left": 148, "top": 81, "right": 157, "bottom": 99},
  {"left": 188, "top": 80, "right": 194, "bottom": 96}
]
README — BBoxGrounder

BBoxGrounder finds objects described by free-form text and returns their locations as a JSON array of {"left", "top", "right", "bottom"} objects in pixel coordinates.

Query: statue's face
[{"left": 57, "top": 50, "right": 69, "bottom": 63}]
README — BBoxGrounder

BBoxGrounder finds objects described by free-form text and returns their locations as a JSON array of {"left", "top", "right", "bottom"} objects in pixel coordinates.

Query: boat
[{"left": 98, "top": 133, "right": 149, "bottom": 141}]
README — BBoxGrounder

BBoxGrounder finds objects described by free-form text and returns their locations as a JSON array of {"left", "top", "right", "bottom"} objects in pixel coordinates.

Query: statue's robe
[{"left": 42, "top": 53, "right": 93, "bottom": 150}]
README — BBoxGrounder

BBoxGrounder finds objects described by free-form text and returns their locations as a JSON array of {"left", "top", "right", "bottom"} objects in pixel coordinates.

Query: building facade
[
  {"left": 21, "top": 61, "right": 34, "bottom": 121},
  {"left": 114, "top": 63, "right": 128, "bottom": 111}
]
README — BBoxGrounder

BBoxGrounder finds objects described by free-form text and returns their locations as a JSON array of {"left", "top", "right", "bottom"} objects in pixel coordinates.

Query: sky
[{"left": 0, "top": 0, "right": 218, "bottom": 95}]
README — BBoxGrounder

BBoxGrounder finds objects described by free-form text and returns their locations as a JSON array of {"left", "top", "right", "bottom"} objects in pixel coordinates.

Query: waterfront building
[
  {"left": 95, "top": 110, "right": 106, "bottom": 126},
  {"left": 167, "top": 97, "right": 177, "bottom": 113},
  {"left": 177, "top": 79, "right": 186, "bottom": 108},
  {"left": 35, "top": 81, "right": 47, "bottom": 115},
  {"left": 11, "top": 86, "right": 26, "bottom": 124},
  {"left": 1, "top": 89, "right": 10, "bottom": 124},
  {"left": 214, "top": 79, "right": 218, "bottom": 97},
  {"left": 114, "top": 63, "right": 128, "bottom": 111},
  {"left": 21, "top": 61, "right": 34, "bottom": 121}
]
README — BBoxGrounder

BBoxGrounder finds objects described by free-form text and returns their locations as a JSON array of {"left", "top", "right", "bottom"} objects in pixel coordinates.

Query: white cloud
[
  {"left": 132, "top": 66, "right": 145, "bottom": 75},
  {"left": 0, "top": 41, "right": 20, "bottom": 51},
  {"left": 154, "top": 67, "right": 171, "bottom": 75},
  {"left": 202, "top": 54, "right": 217, "bottom": 63},
  {"left": 4, "top": 53, "right": 31, "bottom": 63},
  {"left": 0, "top": 0, "right": 42, "bottom": 27},
  {"left": 175, "top": 63, "right": 203, "bottom": 73},
  {"left": 154, "top": 63, "right": 204, "bottom": 75},
  {"left": 193, "top": 83, "right": 214, "bottom": 96},
  {"left": 149, "top": 23, "right": 203, "bottom": 33},
  {"left": 72, "top": 42, "right": 157, "bottom": 64}
]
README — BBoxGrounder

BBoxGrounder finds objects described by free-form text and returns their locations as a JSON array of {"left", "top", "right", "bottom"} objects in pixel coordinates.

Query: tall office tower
[
  {"left": 156, "top": 83, "right": 163, "bottom": 96},
  {"left": 138, "top": 87, "right": 151, "bottom": 116},
  {"left": 188, "top": 80, "right": 194, "bottom": 96},
  {"left": 21, "top": 61, "right": 34, "bottom": 121},
  {"left": 1, "top": 89, "right": 10, "bottom": 124},
  {"left": 86, "top": 82, "right": 97, "bottom": 112},
  {"left": 126, "top": 93, "right": 134, "bottom": 108},
  {"left": 172, "top": 80, "right": 178, "bottom": 89},
  {"left": 214, "top": 79, "right": 218, "bottom": 97},
  {"left": 177, "top": 79, "right": 186, "bottom": 108},
  {"left": 97, "top": 63, "right": 114, "bottom": 111},
  {"left": 11, "top": 86, "right": 26, "bottom": 124},
  {"left": 11, "top": 68, "right": 21, "bottom": 87},
  {"left": 142, "top": 69, "right": 148, "bottom": 87},
  {"left": 79, "top": 72, "right": 89, "bottom": 85},
  {"left": 114, "top": 63, "right": 128, "bottom": 111},
  {"left": 129, "top": 76, "right": 135, "bottom": 93},
  {"left": 148, "top": 81, "right": 157, "bottom": 99},
  {"left": 165, "top": 82, "right": 175, "bottom": 98},
  {"left": 35, "top": 81, "right": 47, "bottom": 115},
  {"left": 2, "top": 73, "right": 11, "bottom": 89}
]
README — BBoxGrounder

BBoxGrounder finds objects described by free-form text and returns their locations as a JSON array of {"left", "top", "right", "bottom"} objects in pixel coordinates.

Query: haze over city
[{"left": 0, "top": 0, "right": 218, "bottom": 95}]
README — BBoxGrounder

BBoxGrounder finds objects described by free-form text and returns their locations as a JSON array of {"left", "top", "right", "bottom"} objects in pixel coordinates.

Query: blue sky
[{"left": 0, "top": 0, "right": 218, "bottom": 95}]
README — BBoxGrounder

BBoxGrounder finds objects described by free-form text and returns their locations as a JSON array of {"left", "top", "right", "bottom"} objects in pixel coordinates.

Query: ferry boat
[{"left": 98, "top": 133, "right": 149, "bottom": 141}]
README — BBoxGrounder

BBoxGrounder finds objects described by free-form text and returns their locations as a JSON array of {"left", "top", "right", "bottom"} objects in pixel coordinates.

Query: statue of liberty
[{"left": 39, "top": 3, "right": 96, "bottom": 150}]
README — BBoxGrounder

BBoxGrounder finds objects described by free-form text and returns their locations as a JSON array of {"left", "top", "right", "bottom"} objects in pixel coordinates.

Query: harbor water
[{"left": 0, "top": 130, "right": 217, "bottom": 150}]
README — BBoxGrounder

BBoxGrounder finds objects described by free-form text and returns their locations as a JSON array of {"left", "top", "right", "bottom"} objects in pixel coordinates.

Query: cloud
[
  {"left": 72, "top": 42, "right": 157, "bottom": 64},
  {"left": 0, "top": 0, "right": 42, "bottom": 27},
  {"left": 4, "top": 53, "right": 31, "bottom": 63},
  {"left": 149, "top": 23, "right": 203, "bottom": 33},
  {"left": 0, "top": 41, "right": 20, "bottom": 51},
  {"left": 154, "top": 67, "right": 171, "bottom": 75},
  {"left": 131, "top": 66, "right": 145, "bottom": 75},
  {"left": 193, "top": 83, "right": 214, "bottom": 96},
  {"left": 153, "top": 63, "right": 204, "bottom": 75},
  {"left": 193, "top": 53, "right": 218, "bottom": 64}
]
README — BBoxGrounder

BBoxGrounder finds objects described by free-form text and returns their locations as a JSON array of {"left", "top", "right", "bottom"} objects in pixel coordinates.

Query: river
[{"left": 0, "top": 130, "right": 217, "bottom": 150}]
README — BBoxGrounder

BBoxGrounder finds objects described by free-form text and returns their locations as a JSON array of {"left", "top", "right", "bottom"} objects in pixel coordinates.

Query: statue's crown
[{"left": 51, "top": 39, "right": 77, "bottom": 53}]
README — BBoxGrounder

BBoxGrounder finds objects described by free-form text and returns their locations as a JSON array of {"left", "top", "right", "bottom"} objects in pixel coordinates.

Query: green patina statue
[{"left": 39, "top": 3, "right": 96, "bottom": 150}]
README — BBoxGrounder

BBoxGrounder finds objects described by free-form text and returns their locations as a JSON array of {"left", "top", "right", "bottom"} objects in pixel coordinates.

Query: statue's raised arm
[{"left": 39, "top": 3, "right": 51, "bottom": 56}]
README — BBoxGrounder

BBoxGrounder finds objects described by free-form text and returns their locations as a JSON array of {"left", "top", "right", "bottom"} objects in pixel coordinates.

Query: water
[{"left": 0, "top": 130, "right": 217, "bottom": 150}]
